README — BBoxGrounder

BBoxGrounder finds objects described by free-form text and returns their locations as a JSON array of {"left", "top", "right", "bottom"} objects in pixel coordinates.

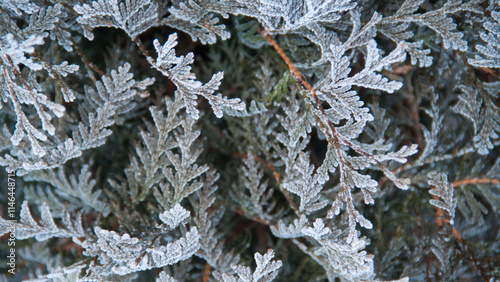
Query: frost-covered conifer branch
[
  {"left": 261, "top": 30, "right": 417, "bottom": 241},
  {"left": 135, "top": 33, "right": 245, "bottom": 119},
  {"left": 1, "top": 0, "right": 499, "bottom": 280},
  {"left": 153, "top": 116, "right": 209, "bottom": 208},
  {"left": 214, "top": 249, "right": 282, "bottom": 282},
  {"left": 289, "top": 229, "right": 375, "bottom": 281},
  {"left": 190, "top": 169, "right": 240, "bottom": 273},
  {"left": 393, "top": 146, "right": 475, "bottom": 175},
  {"left": 24, "top": 165, "right": 111, "bottom": 216},
  {"left": 469, "top": 11, "right": 500, "bottom": 68},
  {"left": 0, "top": 34, "right": 64, "bottom": 158},
  {"left": 234, "top": 150, "right": 276, "bottom": 219},
  {"left": 159, "top": 0, "right": 231, "bottom": 44},
  {"left": 452, "top": 85, "right": 500, "bottom": 155},
  {"left": 0, "top": 201, "right": 85, "bottom": 241},
  {"left": 381, "top": 0, "right": 480, "bottom": 52},
  {"left": 428, "top": 173, "right": 495, "bottom": 281},
  {"left": 116, "top": 98, "right": 185, "bottom": 204},
  {"left": 74, "top": 0, "right": 160, "bottom": 40},
  {"left": 0, "top": 62, "right": 154, "bottom": 175},
  {"left": 65, "top": 204, "right": 201, "bottom": 277}
]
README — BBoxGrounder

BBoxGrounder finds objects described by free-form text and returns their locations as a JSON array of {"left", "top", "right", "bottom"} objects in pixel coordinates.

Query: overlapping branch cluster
[{"left": 0, "top": 0, "right": 499, "bottom": 281}]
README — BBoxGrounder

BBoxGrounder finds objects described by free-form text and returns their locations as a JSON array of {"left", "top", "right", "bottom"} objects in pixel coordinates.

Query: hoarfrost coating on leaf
[
  {"left": 1, "top": 0, "right": 499, "bottom": 280},
  {"left": 0, "top": 61, "right": 154, "bottom": 175},
  {"left": 0, "top": 33, "right": 65, "bottom": 157},
  {"left": 157, "top": 271, "right": 178, "bottom": 282},
  {"left": 236, "top": 149, "right": 274, "bottom": 218},
  {"left": 74, "top": 0, "right": 159, "bottom": 40},
  {"left": 93, "top": 227, "right": 143, "bottom": 263},
  {"left": 322, "top": 237, "right": 375, "bottom": 280},
  {"left": 0, "top": 33, "right": 44, "bottom": 71},
  {"left": 73, "top": 63, "right": 155, "bottom": 150},
  {"left": 0, "top": 201, "right": 85, "bottom": 241},
  {"left": 381, "top": 0, "right": 478, "bottom": 52},
  {"left": 271, "top": 215, "right": 308, "bottom": 239},
  {"left": 236, "top": 0, "right": 357, "bottom": 32},
  {"left": 153, "top": 116, "right": 210, "bottom": 208},
  {"left": 76, "top": 225, "right": 200, "bottom": 276},
  {"left": 23, "top": 4, "right": 66, "bottom": 39},
  {"left": 282, "top": 153, "right": 328, "bottom": 214},
  {"left": 428, "top": 173, "right": 457, "bottom": 221},
  {"left": 24, "top": 165, "right": 111, "bottom": 216},
  {"left": 0, "top": 0, "right": 39, "bottom": 16},
  {"left": 470, "top": 10, "right": 500, "bottom": 68},
  {"left": 163, "top": 0, "right": 231, "bottom": 44},
  {"left": 50, "top": 61, "right": 79, "bottom": 78},
  {"left": 150, "top": 33, "right": 245, "bottom": 119},
  {"left": 193, "top": 169, "right": 241, "bottom": 272},
  {"left": 302, "top": 218, "right": 332, "bottom": 241},
  {"left": 159, "top": 204, "right": 190, "bottom": 229},
  {"left": 452, "top": 86, "right": 500, "bottom": 155},
  {"left": 214, "top": 249, "right": 282, "bottom": 282},
  {"left": 318, "top": 40, "right": 407, "bottom": 128},
  {"left": 22, "top": 261, "right": 88, "bottom": 282}
]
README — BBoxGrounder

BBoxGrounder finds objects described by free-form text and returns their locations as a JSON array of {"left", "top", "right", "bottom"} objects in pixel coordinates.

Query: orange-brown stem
[
  {"left": 74, "top": 44, "right": 106, "bottom": 77},
  {"left": 259, "top": 30, "right": 321, "bottom": 107},
  {"left": 452, "top": 178, "right": 500, "bottom": 187},
  {"left": 203, "top": 263, "right": 211, "bottom": 282}
]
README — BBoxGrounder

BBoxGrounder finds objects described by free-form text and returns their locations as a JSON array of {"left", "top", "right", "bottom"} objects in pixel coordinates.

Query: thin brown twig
[
  {"left": 135, "top": 235, "right": 161, "bottom": 266},
  {"left": 265, "top": 28, "right": 496, "bottom": 277},
  {"left": 260, "top": 30, "right": 361, "bottom": 226},
  {"left": 134, "top": 37, "right": 153, "bottom": 59},
  {"left": 32, "top": 51, "right": 74, "bottom": 105},
  {"left": 259, "top": 30, "right": 321, "bottom": 107},
  {"left": 1, "top": 56, "right": 36, "bottom": 92},
  {"left": 452, "top": 178, "right": 500, "bottom": 187},
  {"left": 434, "top": 177, "right": 500, "bottom": 227},
  {"left": 203, "top": 263, "right": 212, "bottom": 282},
  {"left": 73, "top": 44, "right": 106, "bottom": 78}
]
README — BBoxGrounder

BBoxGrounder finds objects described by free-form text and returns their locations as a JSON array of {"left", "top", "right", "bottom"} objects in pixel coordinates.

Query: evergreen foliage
[{"left": 0, "top": 0, "right": 499, "bottom": 281}]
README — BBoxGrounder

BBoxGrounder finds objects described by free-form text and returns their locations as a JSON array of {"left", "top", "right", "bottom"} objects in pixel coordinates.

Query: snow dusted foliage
[
  {"left": 428, "top": 173, "right": 457, "bottom": 221},
  {"left": 452, "top": 85, "right": 500, "bottom": 155},
  {"left": 214, "top": 249, "right": 282, "bottom": 282},
  {"left": 0, "top": 201, "right": 85, "bottom": 241},
  {"left": 469, "top": 10, "right": 500, "bottom": 68},
  {"left": 148, "top": 33, "right": 245, "bottom": 119},
  {"left": 74, "top": 204, "right": 199, "bottom": 277},
  {"left": 0, "top": 62, "right": 153, "bottom": 175},
  {"left": 159, "top": 204, "right": 190, "bottom": 229},
  {"left": 161, "top": 0, "right": 232, "bottom": 44},
  {"left": 0, "top": 34, "right": 64, "bottom": 157},
  {"left": 235, "top": 0, "right": 357, "bottom": 32},
  {"left": 1, "top": 0, "right": 499, "bottom": 281},
  {"left": 74, "top": 0, "right": 160, "bottom": 40},
  {"left": 24, "top": 165, "right": 111, "bottom": 216}
]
